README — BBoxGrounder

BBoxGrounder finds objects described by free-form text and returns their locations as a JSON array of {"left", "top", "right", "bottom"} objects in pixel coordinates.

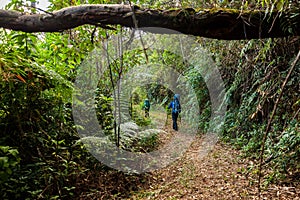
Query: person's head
[{"left": 174, "top": 94, "right": 179, "bottom": 100}]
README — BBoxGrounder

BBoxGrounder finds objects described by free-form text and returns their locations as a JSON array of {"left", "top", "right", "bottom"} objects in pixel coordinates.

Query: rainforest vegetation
[{"left": 0, "top": 0, "right": 299, "bottom": 199}]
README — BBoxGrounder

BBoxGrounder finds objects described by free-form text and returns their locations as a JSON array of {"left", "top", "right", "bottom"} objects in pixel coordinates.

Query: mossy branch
[{"left": 0, "top": 4, "right": 299, "bottom": 40}]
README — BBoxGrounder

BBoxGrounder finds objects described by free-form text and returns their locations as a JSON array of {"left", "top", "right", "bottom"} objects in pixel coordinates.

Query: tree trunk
[{"left": 0, "top": 4, "right": 299, "bottom": 40}]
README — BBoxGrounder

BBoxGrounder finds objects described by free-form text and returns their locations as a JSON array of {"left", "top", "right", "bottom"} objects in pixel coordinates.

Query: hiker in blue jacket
[
  {"left": 143, "top": 98, "right": 150, "bottom": 118},
  {"left": 168, "top": 94, "right": 181, "bottom": 131}
]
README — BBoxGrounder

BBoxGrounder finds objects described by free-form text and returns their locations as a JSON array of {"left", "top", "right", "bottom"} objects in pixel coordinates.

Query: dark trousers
[
  {"left": 145, "top": 108, "right": 149, "bottom": 118},
  {"left": 172, "top": 112, "right": 179, "bottom": 131}
]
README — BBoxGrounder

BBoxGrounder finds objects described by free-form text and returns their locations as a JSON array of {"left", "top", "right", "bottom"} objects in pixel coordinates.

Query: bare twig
[
  {"left": 103, "top": 31, "right": 118, "bottom": 146},
  {"left": 128, "top": 0, "right": 149, "bottom": 63},
  {"left": 116, "top": 27, "right": 124, "bottom": 147},
  {"left": 91, "top": 26, "right": 97, "bottom": 44},
  {"left": 292, "top": 107, "right": 300, "bottom": 121},
  {"left": 23, "top": 3, "right": 54, "bottom": 16}
]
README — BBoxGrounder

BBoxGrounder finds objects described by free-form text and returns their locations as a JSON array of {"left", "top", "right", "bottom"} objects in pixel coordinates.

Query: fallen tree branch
[{"left": 0, "top": 4, "right": 299, "bottom": 40}]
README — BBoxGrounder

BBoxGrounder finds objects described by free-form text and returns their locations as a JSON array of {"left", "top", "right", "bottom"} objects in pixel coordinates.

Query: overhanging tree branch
[{"left": 0, "top": 4, "right": 299, "bottom": 40}]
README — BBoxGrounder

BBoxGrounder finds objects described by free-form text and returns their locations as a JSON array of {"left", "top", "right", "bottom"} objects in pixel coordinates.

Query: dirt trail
[
  {"left": 129, "top": 132, "right": 300, "bottom": 199},
  {"left": 76, "top": 112, "right": 299, "bottom": 199}
]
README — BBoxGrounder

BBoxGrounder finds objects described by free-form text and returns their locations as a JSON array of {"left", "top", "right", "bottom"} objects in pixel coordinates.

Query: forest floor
[
  {"left": 130, "top": 136, "right": 300, "bottom": 199},
  {"left": 128, "top": 118, "right": 300, "bottom": 200},
  {"left": 77, "top": 112, "right": 300, "bottom": 199}
]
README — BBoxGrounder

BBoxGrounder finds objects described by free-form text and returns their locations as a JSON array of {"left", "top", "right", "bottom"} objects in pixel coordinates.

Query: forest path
[{"left": 129, "top": 113, "right": 300, "bottom": 200}]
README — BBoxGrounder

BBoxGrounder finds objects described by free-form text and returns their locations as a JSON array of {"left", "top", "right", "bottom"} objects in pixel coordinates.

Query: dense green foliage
[
  {"left": 0, "top": 0, "right": 299, "bottom": 199},
  {"left": 219, "top": 38, "right": 300, "bottom": 184}
]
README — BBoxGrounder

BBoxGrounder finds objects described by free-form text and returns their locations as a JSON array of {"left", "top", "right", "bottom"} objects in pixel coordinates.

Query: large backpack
[
  {"left": 173, "top": 95, "right": 181, "bottom": 114},
  {"left": 144, "top": 99, "right": 150, "bottom": 109}
]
